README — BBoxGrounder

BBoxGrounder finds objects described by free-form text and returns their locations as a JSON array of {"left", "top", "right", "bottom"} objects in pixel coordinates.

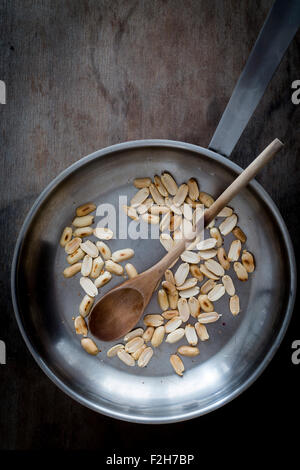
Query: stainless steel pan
[{"left": 11, "top": 0, "right": 298, "bottom": 423}]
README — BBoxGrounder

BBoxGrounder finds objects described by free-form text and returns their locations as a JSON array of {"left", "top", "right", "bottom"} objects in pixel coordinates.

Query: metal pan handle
[{"left": 208, "top": 0, "right": 300, "bottom": 158}]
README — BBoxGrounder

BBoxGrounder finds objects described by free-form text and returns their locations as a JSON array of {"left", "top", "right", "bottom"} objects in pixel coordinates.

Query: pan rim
[{"left": 11, "top": 139, "right": 297, "bottom": 424}]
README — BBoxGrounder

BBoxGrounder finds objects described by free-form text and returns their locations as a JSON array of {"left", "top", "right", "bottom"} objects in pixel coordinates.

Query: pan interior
[{"left": 14, "top": 144, "right": 294, "bottom": 422}]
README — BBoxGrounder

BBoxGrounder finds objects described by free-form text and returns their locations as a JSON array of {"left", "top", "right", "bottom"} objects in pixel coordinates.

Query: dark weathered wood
[{"left": 0, "top": 0, "right": 299, "bottom": 450}]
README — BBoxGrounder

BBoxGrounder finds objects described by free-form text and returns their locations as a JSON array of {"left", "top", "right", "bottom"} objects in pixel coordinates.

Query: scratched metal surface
[{"left": 0, "top": 0, "right": 299, "bottom": 449}]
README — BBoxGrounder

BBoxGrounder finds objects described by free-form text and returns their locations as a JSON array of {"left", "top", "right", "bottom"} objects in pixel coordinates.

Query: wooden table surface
[{"left": 0, "top": 0, "right": 299, "bottom": 452}]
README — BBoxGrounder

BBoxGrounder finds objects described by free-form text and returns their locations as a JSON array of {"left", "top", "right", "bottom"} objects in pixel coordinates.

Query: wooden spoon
[{"left": 89, "top": 139, "right": 283, "bottom": 341}]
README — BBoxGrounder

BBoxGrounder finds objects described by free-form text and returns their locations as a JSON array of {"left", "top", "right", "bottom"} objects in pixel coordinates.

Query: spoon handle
[{"left": 154, "top": 138, "right": 283, "bottom": 276}]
